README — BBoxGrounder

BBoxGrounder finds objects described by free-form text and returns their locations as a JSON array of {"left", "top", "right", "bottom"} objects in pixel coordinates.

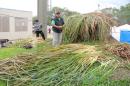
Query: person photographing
[{"left": 51, "top": 11, "right": 64, "bottom": 47}]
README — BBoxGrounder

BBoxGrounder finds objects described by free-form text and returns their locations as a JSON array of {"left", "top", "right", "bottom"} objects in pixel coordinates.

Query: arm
[
  {"left": 51, "top": 20, "right": 62, "bottom": 29},
  {"left": 32, "top": 24, "right": 36, "bottom": 29},
  {"left": 52, "top": 25, "right": 61, "bottom": 29},
  {"left": 62, "top": 18, "right": 65, "bottom": 25},
  {"left": 32, "top": 24, "right": 36, "bottom": 31},
  {"left": 40, "top": 24, "right": 42, "bottom": 28}
]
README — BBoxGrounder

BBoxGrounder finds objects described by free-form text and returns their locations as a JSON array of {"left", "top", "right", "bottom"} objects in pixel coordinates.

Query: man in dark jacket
[
  {"left": 33, "top": 20, "right": 45, "bottom": 40},
  {"left": 51, "top": 11, "right": 64, "bottom": 47}
]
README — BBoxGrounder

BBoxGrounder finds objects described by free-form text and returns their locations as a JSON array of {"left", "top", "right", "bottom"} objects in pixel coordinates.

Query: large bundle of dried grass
[{"left": 63, "top": 12, "right": 118, "bottom": 43}]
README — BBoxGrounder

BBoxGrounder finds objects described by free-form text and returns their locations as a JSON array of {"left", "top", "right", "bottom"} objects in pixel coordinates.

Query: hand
[{"left": 58, "top": 26, "right": 63, "bottom": 29}]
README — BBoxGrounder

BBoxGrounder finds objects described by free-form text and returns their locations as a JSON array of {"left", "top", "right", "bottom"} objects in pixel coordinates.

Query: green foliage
[
  {"left": 32, "top": 16, "right": 37, "bottom": 23},
  {"left": 118, "top": 3, "right": 130, "bottom": 24},
  {"left": 51, "top": 7, "right": 80, "bottom": 17},
  {"left": 101, "top": 3, "right": 130, "bottom": 24},
  {"left": 63, "top": 13, "right": 117, "bottom": 43},
  {"left": 48, "top": 7, "right": 80, "bottom": 25}
]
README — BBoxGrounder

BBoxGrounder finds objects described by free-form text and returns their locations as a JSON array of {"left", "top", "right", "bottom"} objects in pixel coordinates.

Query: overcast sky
[{"left": 0, "top": 0, "right": 130, "bottom": 16}]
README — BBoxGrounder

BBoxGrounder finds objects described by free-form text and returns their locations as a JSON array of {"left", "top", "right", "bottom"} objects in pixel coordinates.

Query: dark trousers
[{"left": 35, "top": 31, "right": 45, "bottom": 40}]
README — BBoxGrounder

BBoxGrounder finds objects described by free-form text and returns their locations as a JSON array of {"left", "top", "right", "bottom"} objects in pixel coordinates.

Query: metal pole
[{"left": 38, "top": 0, "right": 48, "bottom": 38}]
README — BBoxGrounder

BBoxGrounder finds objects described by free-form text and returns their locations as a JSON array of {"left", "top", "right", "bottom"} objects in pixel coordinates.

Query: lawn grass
[
  {"left": 0, "top": 46, "right": 37, "bottom": 60},
  {"left": 0, "top": 48, "right": 26, "bottom": 59},
  {"left": 0, "top": 80, "right": 6, "bottom": 86}
]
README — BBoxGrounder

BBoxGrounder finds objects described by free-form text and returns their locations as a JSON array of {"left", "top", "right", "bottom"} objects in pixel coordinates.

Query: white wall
[
  {"left": 111, "top": 24, "right": 130, "bottom": 41},
  {"left": 0, "top": 8, "right": 32, "bottom": 40}
]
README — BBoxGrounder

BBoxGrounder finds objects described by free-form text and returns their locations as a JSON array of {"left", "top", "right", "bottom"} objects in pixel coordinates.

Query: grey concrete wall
[{"left": 0, "top": 8, "right": 32, "bottom": 40}]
